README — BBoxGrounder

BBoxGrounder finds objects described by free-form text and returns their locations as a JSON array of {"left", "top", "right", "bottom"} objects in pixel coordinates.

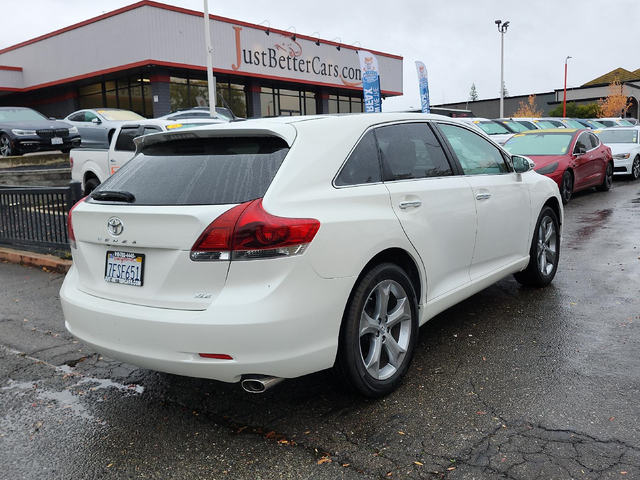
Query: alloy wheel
[
  {"left": 605, "top": 163, "right": 613, "bottom": 188},
  {"left": 537, "top": 216, "right": 557, "bottom": 277},
  {"left": 358, "top": 279, "right": 412, "bottom": 381},
  {"left": 632, "top": 157, "right": 640, "bottom": 180},
  {"left": 561, "top": 173, "right": 572, "bottom": 203},
  {"left": 0, "top": 136, "right": 11, "bottom": 157}
]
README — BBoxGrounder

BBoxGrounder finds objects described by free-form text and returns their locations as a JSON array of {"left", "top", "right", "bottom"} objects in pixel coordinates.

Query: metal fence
[{"left": 0, "top": 182, "right": 82, "bottom": 253}]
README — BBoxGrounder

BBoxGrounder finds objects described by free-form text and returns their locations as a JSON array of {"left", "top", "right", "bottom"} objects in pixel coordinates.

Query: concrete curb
[{"left": 0, "top": 246, "right": 72, "bottom": 273}]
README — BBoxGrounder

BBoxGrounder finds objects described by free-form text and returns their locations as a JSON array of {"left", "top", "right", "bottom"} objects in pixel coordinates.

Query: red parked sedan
[{"left": 503, "top": 129, "right": 613, "bottom": 204}]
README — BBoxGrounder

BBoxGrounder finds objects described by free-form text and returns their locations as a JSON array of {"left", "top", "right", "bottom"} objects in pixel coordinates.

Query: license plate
[
  {"left": 51, "top": 137, "right": 63, "bottom": 145},
  {"left": 104, "top": 251, "right": 144, "bottom": 287}
]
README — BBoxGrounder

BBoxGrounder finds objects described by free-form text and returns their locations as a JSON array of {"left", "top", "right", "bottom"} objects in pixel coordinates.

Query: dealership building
[{"left": 0, "top": 1, "right": 403, "bottom": 119}]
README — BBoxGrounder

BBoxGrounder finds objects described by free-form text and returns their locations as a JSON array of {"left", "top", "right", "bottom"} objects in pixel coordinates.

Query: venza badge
[{"left": 107, "top": 217, "right": 124, "bottom": 236}]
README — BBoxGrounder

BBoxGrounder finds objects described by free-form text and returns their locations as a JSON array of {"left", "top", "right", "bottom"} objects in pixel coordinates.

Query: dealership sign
[
  {"left": 415, "top": 61, "right": 430, "bottom": 113},
  {"left": 213, "top": 23, "right": 403, "bottom": 94},
  {"left": 358, "top": 51, "right": 381, "bottom": 113}
]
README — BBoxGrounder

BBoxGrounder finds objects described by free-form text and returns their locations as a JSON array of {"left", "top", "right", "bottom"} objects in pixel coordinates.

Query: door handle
[
  {"left": 110, "top": 159, "right": 115, "bottom": 162},
  {"left": 398, "top": 200, "right": 422, "bottom": 209},
  {"left": 476, "top": 193, "right": 491, "bottom": 200}
]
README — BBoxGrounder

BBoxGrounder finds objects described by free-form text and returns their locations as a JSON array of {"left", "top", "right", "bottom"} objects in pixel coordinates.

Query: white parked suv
[{"left": 60, "top": 113, "right": 563, "bottom": 397}]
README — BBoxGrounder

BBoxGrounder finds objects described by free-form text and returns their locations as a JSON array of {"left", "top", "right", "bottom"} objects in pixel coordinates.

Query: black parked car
[{"left": 0, "top": 107, "right": 81, "bottom": 157}]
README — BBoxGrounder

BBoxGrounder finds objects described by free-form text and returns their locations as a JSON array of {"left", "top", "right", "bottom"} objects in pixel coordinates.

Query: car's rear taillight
[
  {"left": 69, "top": 156, "right": 74, "bottom": 170},
  {"left": 190, "top": 199, "right": 320, "bottom": 261},
  {"left": 67, "top": 197, "right": 86, "bottom": 249}
]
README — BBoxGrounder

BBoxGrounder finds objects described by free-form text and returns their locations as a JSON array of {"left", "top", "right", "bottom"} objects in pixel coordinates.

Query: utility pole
[
  {"left": 563, "top": 56, "right": 572, "bottom": 117},
  {"left": 495, "top": 20, "right": 510, "bottom": 118},
  {"left": 203, "top": 0, "right": 216, "bottom": 115}
]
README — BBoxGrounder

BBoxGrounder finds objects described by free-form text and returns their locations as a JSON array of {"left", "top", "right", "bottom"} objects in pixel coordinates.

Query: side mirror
[
  {"left": 91, "top": 117, "right": 102, "bottom": 124},
  {"left": 574, "top": 146, "right": 586, "bottom": 156},
  {"left": 512, "top": 155, "right": 536, "bottom": 174}
]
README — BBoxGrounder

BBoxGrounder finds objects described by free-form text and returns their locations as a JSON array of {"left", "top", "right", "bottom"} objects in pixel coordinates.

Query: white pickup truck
[{"left": 70, "top": 118, "right": 224, "bottom": 195}]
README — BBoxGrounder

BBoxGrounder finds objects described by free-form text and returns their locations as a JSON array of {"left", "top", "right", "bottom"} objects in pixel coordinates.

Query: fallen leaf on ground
[
  {"left": 317, "top": 458, "right": 332, "bottom": 465},
  {"left": 413, "top": 461, "right": 423, "bottom": 466},
  {"left": 447, "top": 467, "right": 456, "bottom": 471}
]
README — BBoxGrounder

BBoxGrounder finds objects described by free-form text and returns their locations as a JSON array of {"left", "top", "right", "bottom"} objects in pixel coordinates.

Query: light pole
[
  {"left": 203, "top": 0, "right": 216, "bottom": 115},
  {"left": 495, "top": 19, "right": 510, "bottom": 118},
  {"left": 563, "top": 56, "right": 572, "bottom": 117}
]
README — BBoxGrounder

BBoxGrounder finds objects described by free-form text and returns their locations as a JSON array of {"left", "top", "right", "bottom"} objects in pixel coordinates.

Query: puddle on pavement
[
  {"left": 568, "top": 209, "right": 613, "bottom": 247},
  {"left": 1, "top": 376, "right": 144, "bottom": 423}
]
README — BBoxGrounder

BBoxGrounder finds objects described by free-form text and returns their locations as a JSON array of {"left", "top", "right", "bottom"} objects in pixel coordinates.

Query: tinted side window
[
  {"left": 588, "top": 133, "right": 600, "bottom": 149},
  {"left": 85, "top": 111, "right": 98, "bottom": 122},
  {"left": 69, "top": 113, "right": 85, "bottom": 122},
  {"left": 335, "top": 131, "right": 381, "bottom": 186},
  {"left": 114, "top": 127, "right": 140, "bottom": 152},
  {"left": 375, "top": 123, "right": 452, "bottom": 180},
  {"left": 574, "top": 133, "right": 589, "bottom": 153},
  {"left": 438, "top": 123, "right": 510, "bottom": 175}
]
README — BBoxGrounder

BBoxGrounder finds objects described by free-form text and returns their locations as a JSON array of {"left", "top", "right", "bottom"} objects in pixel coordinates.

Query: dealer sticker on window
[{"left": 105, "top": 251, "right": 144, "bottom": 287}]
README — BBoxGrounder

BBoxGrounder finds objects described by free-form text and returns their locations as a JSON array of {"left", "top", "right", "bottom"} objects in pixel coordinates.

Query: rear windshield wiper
[{"left": 90, "top": 190, "right": 136, "bottom": 203}]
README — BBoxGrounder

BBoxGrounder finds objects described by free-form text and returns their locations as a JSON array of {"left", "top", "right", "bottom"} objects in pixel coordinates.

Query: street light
[
  {"left": 563, "top": 56, "right": 572, "bottom": 117},
  {"left": 495, "top": 19, "right": 510, "bottom": 118}
]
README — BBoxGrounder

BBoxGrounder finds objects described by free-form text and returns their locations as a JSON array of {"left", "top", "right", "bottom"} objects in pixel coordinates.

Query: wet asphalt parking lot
[{"left": 1, "top": 177, "right": 639, "bottom": 480}]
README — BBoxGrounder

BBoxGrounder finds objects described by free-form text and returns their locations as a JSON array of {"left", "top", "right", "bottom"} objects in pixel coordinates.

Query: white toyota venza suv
[{"left": 60, "top": 113, "right": 563, "bottom": 397}]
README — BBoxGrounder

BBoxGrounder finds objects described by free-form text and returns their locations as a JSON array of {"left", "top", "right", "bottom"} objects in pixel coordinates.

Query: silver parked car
[{"left": 64, "top": 108, "right": 144, "bottom": 148}]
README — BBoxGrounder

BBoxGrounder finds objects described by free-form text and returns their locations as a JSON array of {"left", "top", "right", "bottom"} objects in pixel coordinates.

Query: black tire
[
  {"left": 560, "top": 170, "right": 573, "bottom": 205},
  {"left": 630, "top": 156, "right": 640, "bottom": 180},
  {"left": 83, "top": 177, "right": 100, "bottom": 196},
  {"left": 514, "top": 206, "right": 560, "bottom": 287},
  {"left": 596, "top": 162, "right": 613, "bottom": 192},
  {"left": 0, "top": 134, "right": 15, "bottom": 157},
  {"left": 334, "top": 263, "right": 419, "bottom": 398}
]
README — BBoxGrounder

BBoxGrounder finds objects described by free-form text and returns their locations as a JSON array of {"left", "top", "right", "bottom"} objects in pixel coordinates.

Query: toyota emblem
[{"left": 107, "top": 217, "right": 124, "bottom": 236}]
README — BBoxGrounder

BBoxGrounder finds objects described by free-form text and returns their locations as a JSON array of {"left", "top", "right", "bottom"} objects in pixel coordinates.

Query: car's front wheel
[
  {"left": 596, "top": 162, "right": 613, "bottom": 191},
  {"left": 334, "top": 263, "right": 419, "bottom": 397},
  {"left": 514, "top": 205, "right": 560, "bottom": 287},
  {"left": 0, "top": 134, "right": 15, "bottom": 157}
]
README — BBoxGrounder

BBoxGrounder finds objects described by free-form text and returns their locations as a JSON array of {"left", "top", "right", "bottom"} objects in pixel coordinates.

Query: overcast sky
[{"left": 2, "top": 0, "right": 639, "bottom": 111}]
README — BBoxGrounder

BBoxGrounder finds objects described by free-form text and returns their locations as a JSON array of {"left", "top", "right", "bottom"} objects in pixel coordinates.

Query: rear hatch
[{"left": 70, "top": 132, "right": 292, "bottom": 310}]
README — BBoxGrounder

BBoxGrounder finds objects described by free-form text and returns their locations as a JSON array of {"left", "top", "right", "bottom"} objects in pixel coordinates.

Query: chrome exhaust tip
[{"left": 241, "top": 375, "right": 284, "bottom": 394}]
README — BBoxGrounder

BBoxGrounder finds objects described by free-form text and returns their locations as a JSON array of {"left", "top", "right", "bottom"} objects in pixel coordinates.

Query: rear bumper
[{"left": 60, "top": 258, "right": 355, "bottom": 383}]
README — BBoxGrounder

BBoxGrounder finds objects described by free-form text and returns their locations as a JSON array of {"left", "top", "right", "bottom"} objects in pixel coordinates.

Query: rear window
[{"left": 94, "top": 136, "right": 288, "bottom": 205}]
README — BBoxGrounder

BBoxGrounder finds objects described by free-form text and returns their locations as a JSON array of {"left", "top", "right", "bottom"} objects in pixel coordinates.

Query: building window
[
  {"left": 328, "top": 93, "right": 364, "bottom": 114},
  {"left": 258, "top": 87, "right": 316, "bottom": 117},
  {"left": 78, "top": 75, "right": 152, "bottom": 117},
  {"left": 168, "top": 76, "right": 248, "bottom": 118},
  {"left": 218, "top": 81, "right": 247, "bottom": 118}
]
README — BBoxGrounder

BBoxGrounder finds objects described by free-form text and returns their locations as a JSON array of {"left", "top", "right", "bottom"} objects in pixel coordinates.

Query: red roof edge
[
  {"left": 0, "top": 1, "right": 402, "bottom": 61},
  {"left": 0, "top": 65, "right": 23, "bottom": 72}
]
